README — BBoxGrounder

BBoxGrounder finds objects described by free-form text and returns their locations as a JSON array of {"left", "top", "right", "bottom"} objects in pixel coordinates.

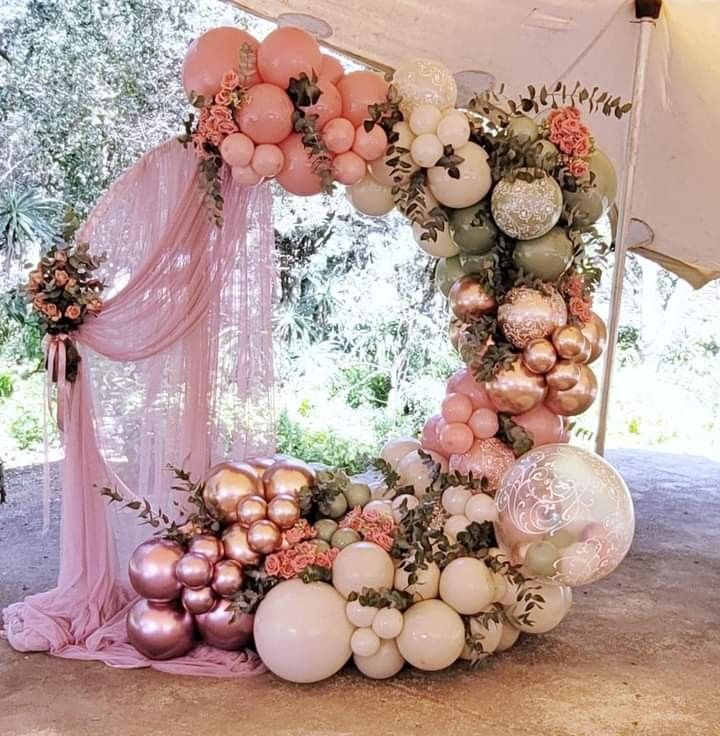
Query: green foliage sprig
[
  {"left": 297, "top": 466, "right": 347, "bottom": 517},
  {"left": 347, "top": 586, "right": 414, "bottom": 611},
  {"left": 230, "top": 566, "right": 278, "bottom": 615},
  {"left": 497, "top": 413, "right": 535, "bottom": 456},
  {"left": 463, "top": 605, "right": 505, "bottom": 665},
  {"left": 365, "top": 84, "right": 403, "bottom": 138},
  {"left": 392, "top": 173, "right": 449, "bottom": 244},
  {"left": 298, "top": 564, "right": 333, "bottom": 584}
]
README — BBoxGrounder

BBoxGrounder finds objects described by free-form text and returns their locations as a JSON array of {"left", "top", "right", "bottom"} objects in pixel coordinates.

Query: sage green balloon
[
  {"left": 525, "top": 541, "right": 559, "bottom": 577},
  {"left": 435, "top": 255, "right": 464, "bottom": 297},
  {"left": 331, "top": 528, "right": 361, "bottom": 549},
  {"left": 449, "top": 202, "right": 497, "bottom": 255},
  {"left": 563, "top": 149, "right": 618, "bottom": 227},
  {"left": 323, "top": 492, "right": 348, "bottom": 519},
  {"left": 512, "top": 227, "right": 573, "bottom": 281},
  {"left": 528, "top": 138, "right": 559, "bottom": 173},
  {"left": 459, "top": 250, "right": 496, "bottom": 275},
  {"left": 507, "top": 114, "right": 539, "bottom": 142},
  {"left": 314, "top": 518, "right": 339, "bottom": 542},
  {"left": 313, "top": 539, "right": 331, "bottom": 554},
  {"left": 344, "top": 482, "right": 371, "bottom": 509}
]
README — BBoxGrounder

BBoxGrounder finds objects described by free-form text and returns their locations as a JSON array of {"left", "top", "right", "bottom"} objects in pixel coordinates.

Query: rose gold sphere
[
  {"left": 247, "top": 519, "right": 282, "bottom": 554},
  {"left": 128, "top": 538, "right": 184, "bottom": 602},
  {"left": 580, "top": 311, "right": 607, "bottom": 364},
  {"left": 498, "top": 286, "right": 567, "bottom": 348},
  {"left": 222, "top": 523, "right": 261, "bottom": 566},
  {"left": 181, "top": 585, "right": 216, "bottom": 615},
  {"left": 202, "top": 462, "right": 262, "bottom": 523},
  {"left": 552, "top": 325, "right": 587, "bottom": 360},
  {"left": 244, "top": 456, "right": 276, "bottom": 479},
  {"left": 236, "top": 494, "right": 268, "bottom": 528},
  {"left": 188, "top": 534, "right": 224, "bottom": 565},
  {"left": 546, "top": 359, "right": 581, "bottom": 390},
  {"left": 522, "top": 338, "right": 557, "bottom": 374},
  {"left": 211, "top": 559, "right": 245, "bottom": 598},
  {"left": 486, "top": 357, "right": 547, "bottom": 415},
  {"left": 263, "top": 460, "right": 316, "bottom": 501},
  {"left": 175, "top": 552, "right": 213, "bottom": 589},
  {"left": 575, "top": 335, "right": 593, "bottom": 363},
  {"left": 126, "top": 599, "right": 195, "bottom": 660},
  {"left": 449, "top": 318, "right": 465, "bottom": 351},
  {"left": 196, "top": 599, "right": 254, "bottom": 650},
  {"left": 267, "top": 494, "right": 301, "bottom": 530},
  {"left": 448, "top": 276, "right": 498, "bottom": 321},
  {"left": 545, "top": 364, "right": 598, "bottom": 416}
]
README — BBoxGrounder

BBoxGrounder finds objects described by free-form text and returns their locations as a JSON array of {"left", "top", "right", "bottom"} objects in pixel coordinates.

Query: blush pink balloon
[
  {"left": 323, "top": 117, "right": 355, "bottom": 154},
  {"left": 421, "top": 414, "right": 445, "bottom": 455},
  {"left": 337, "top": 71, "right": 389, "bottom": 127},
  {"left": 332, "top": 151, "right": 366, "bottom": 185},
  {"left": 182, "top": 27, "right": 260, "bottom": 98},
  {"left": 220, "top": 132, "right": 255, "bottom": 167},
  {"left": 232, "top": 165, "right": 261, "bottom": 186},
  {"left": 352, "top": 124, "right": 388, "bottom": 162},
  {"left": 441, "top": 392, "right": 474, "bottom": 424},
  {"left": 439, "top": 422, "right": 475, "bottom": 456},
  {"left": 257, "top": 26, "right": 322, "bottom": 89},
  {"left": 468, "top": 408, "right": 499, "bottom": 439},
  {"left": 446, "top": 368, "right": 494, "bottom": 410},
  {"left": 276, "top": 133, "right": 323, "bottom": 196},
  {"left": 235, "top": 83, "right": 294, "bottom": 144},
  {"left": 513, "top": 404, "right": 564, "bottom": 447},
  {"left": 319, "top": 53, "right": 344, "bottom": 84},
  {"left": 251, "top": 143, "right": 285, "bottom": 177},
  {"left": 300, "top": 78, "right": 342, "bottom": 130}
]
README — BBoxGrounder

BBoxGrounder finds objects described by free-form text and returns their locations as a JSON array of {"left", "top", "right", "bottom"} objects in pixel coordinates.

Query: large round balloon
[
  {"left": 196, "top": 599, "right": 254, "bottom": 650},
  {"left": 203, "top": 462, "right": 261, "bottom": 523},
  {"left": 494, "top": 444, "right": 635, "bottom": 586},
  {"left": 257, "top": 26, "right": 322, "bottom": 90},
  {"left": 337, "top": 71, "right": 389, "bottom": 127},
  {"left": 512, "top": 227, "right": 573, "bottom": 281},
  {"left": 563, "top": 150, "right": 617, "bottom": 227},
  {"left": 276, "top": 134, "right": 323, "bottom": 196},
  {"left": 392, "top": 58, "right": 457, "bottom": 118},
  {"left": 127, "top": 599, "right": 195, "bottom": 660},
  {"left": 505, "top": 581, "right": 573, "bottom": 634},
  {"left": 348, "top": 174, "right": 395, "bottom": 216},
  {"left": 427, "top": 142, "right": 492, "bottom": 209},
  {"left": 491, "top": 171, "right": 563, "bottom": 240},
  {"left": 449, "top": 201, "right": 498, "bottom": 255},
  {"left": 486, "top": 357, "right": 547, "bottom": 415},
  {"left": 448, "top": 438, "right": 515, "bottom": 494},
  {"left": 128, "top": 538, "right": 183, "bottom": 602},
  {"left": 544, "top": 363, "right": 598, "bottom": 416},
  {"left": 396, "top": 599, "right": 465, "bottom": 671},
  {"left": 254, "top": 580, "right": 354, "bottom": 683},
  {"left": 332, "top": 541, "right": 395, "bottom": 598},
  {"left": 498, "top": 286, "right": 567, "bottom": 349}
]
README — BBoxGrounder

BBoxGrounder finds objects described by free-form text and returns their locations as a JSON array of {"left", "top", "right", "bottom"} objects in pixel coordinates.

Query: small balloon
[
  {"left": 408, "top": 104, "right": 442, "bottom": 135},
  {"left": 220, "top": 133, "right": 255, "bottom": 168},
  {"left": 175, "top": 552, "right": 213, "bottom": 590},
  {"left": 441, "top": 392, "right": 473, "bottom": 424},
  {"left": 546, "top": 359, "right": 581, "bottom": 390},
  {"left": 267, "top": 494, "right": 301, "bottom": 530},
  {"left": 181, "top": 585, "right": 216, "bottom": 615},
  {"left": 449, "top": 202, "right": 498, "bottom": 255},
  {"left": 188, "top": 535, "right": 224, "bottom": 565},
  {"left": 486, "top": 357, "right": 547, "bottom": 415},
  {"left": 348, "top": 174, "right": 395, "bottom": 217},
  {"left": 203, "top": 462, "right": 261, "bottom": 523},
  {"left": 439, "top": 422, "right": 475, "bottom": 456},
  {"left": 446, "top": 367, "right": 494, "bottom": 410},
  {"left": 545, "top": 364, "right": 598, "bottom": 416},
  {"left": 448, "top": 275, "right": 497, "bottom": 321},
  {"left": 468, "top": 408, "right": 499, "bottom": 439},
  {"left": 250, "top": 143, "right": 285, "bottom": 177},
  {"left": 434, "top": 256, "right": 464, "bottom": 297},
  {"left": 299, "top": 78, "right": 342, "bottom": 130},
  {"left": 580, "top": 311, "right": 607, "bottom": 363},
  {"left": 436, "top": 111, "right": 471, "bottom": 148},
  {"left": 231, "top": 165, "right": 261, "bottom": 187},
  {"left": 352, "top": 124, "right": 388, "bottom": 161},
  {"left": 332, "top": 151, "right": 366, "bottom": 185},
  {"left": 323, "top": 117, "right": 356, "bottom": 154},
  {"left": 523, "top": 338, "right": 558, "bottom": 375},
  {"left": 128, "top": 539, "right": 184, "bottom": 602},
  {"left": 552, "top": 325, "right": 587, "bottom": 360},
  {"left": 196, "top": 598, "right": 254, "bottom": 650},
  {"left": 222, "top": 523, "right": 261, "bottom": 566},
  {"left": 236, "top": 494, "right": 268, "bottom": 528},
  {"left": 247, "top": 519, "right": 282, "bottom": 554},
  {"left": 211, "top": 559, "right": 245, "bottom": 598},
  {"left": 410, "top": 133, "right": 444, "bottom": 168}
]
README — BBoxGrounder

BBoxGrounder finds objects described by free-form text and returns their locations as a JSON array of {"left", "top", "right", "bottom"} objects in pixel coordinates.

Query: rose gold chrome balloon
[
  {"left": 486, "top": 358, "right": 547, "bottom": 415},
  {"left": 449, "top": 438, "right": 516, "bottom": 495},
  {"left": 236, "top": 494, "right": 268, "bottom": 528},
  {"left": 128, "top": 539, "right": 184, "bottom": 602},
  {"left": 267, "top": 494, "right": 301, "bottom": 530},
  {"left": 196, "top": 599, "right": 254, "bottom": 650},
  {"left": 202, "top": 462, "right": 262, "bottom": 523},
  {"left": 545, "top": 364, "right": 598, "bottom": 416},
  {"left": 126, "top": 599, "right": 195, "bottom": 660},
  {"left": 448, "top": 276, "right": 497, "bottom": 321},
  {"left": 580, "top": 311, "right": 607, "bottom": 363},
  {"left": 449, "top": 318, "right": 464, "bottom": 351},
  {"left": 498, "top": 286, "right": 567, "bottom": 348},
  {"left": 222, "top": 524, "right": 261, "bottom": 565},
  {"left": 181, "top": 585, "right": 216, "bottom": 615},
  {"left": 247, "top": 519, "right": 282, "bottom": 554},
  {"left": 574, "top": 336, "right": 593, "bottom": 364},
  {"left": 188, "top": 534, "right": 224, "bottom": 565},
  {"left": 522, "top": 338, "right": 557, "bottom": 374},
  {"left": 244, "top": 456, "right": 276, "bottom": 479},
  {"left": 545, "top": 359, "right": 581, "bottom": 390},
  {"left": 175, "top": 552, "right": 213, "bottom": 589},
  {"left": 211, "top": 559, "right": 245, "bottom": 598},
  {"left": 263, "top": 460, "right": 316, "bottom": 501},
  {"left": 551, "top": 325, "right": 586, "bottom": 360}
]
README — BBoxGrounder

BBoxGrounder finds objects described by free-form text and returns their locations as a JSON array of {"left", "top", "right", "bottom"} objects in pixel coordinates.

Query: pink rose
[
  {"left": 32, "top": 295, "right": 45, "bottom": 309},
  {"left": 264, "top": 554, "right": 281, "bottom": 576},
  {"left": 218, "top": 120, "right": 238, "bottom": 136},
  {"left": 292, "top": 553, "right": 315, "bottom": 573},
  {"left": 54, "top": 270, "right": 69, "bottom": 287},
  {"left": 65, "top": 304, "right": 81, "bottom": 320},
  {"left": 221, "top": 70, "right": 241, "bottom": 91},
  {"left": 279, "top": 558, "right": 296, "bottom": 579},
  {"left": 215, "top": 89, "right": 232, "bottom": 107},
  {"left": 44, "top": 303, "right": 60, "bottom": 320},
  {"left": 567, "top": 158, "right": 590, "bottom": 179}
]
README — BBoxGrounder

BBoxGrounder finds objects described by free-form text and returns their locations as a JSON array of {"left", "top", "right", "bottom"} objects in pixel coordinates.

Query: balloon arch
[{"left": 4, "top": 24, "right": 635, "bottom": 683}]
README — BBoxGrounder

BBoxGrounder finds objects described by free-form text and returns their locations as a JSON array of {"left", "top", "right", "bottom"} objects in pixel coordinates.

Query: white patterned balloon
[
  {"left": 393, "top": 58, "right": 458, "bottom": 118},
  {"left": 494, "top": 444, "right": 634, "bottom": 586}
]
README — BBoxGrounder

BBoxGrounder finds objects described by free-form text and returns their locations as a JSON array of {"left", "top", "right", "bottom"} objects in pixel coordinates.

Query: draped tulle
[{"left": 2, "top": 140, "right": 274, "bottom": 676}]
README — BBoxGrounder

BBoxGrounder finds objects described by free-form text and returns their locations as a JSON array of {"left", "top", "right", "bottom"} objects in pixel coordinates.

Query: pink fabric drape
[{"left": 2, "top": 140, "right": 274, "bottom": 677}]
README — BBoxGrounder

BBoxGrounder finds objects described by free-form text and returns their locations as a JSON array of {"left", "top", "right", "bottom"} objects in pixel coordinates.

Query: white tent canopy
[{"left": 230, "top": 0, "right": 720, "bottom": 288}]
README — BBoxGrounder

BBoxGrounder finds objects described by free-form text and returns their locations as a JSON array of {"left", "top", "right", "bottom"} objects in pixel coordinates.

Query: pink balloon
[
  {"left": 220, "top": 133, "right": 255, "bottom": 167},
  {"left": 439, "top": 422, "right": 475, "bottom": 456},
  {"left": 276, "top": 133, "right": 323, "bottom": 196},
  {"left": 332, "top": 151, "right": 366, "bottom": 185},
  {"left": 235, "top": 83, "right": 294, "bottom": 144},
  {"left": 352, "top": 124, "right": 388, "bottom": 162},
  {"left": 421, "top": 414, "right": 445, "bottom": 455},
  {"left": 182, "top": 27, "right": 260, "bottom": 98},
  {"left": 441, "top": 392, "right": 473, "bottom": 424},
  {"left": 257, "top": 27, "right": 322, "bottom": 89},
  {"left": 300, "top": 78, "right": 342, "bottom": 130},
  {"left": 446, "top": 368, "right": 493, "bottom": 410},
  {"left": 513, "top": 404, "right": 564, "bottom": 448},
  {"left": 251, "top": 143, "right": 285, "bottom": 177},
  {"left": 337, "top": 71, "right": 389, "bottom": 127},
  {"left": 323, "top": 117, "right": 356, "bottom": 154},
  {"left": 468, "top": 408, "right": 499, "bottom": 439},
  {"left": 319, "top": 53, "right": 344, "bottom": 84},
  {"left": 231, "top": 165, "right": 261, "bottom": 186}
]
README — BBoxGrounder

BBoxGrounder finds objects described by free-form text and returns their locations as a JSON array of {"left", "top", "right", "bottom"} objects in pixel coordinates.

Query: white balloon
[
  {"left": 409, "top": 104, "right": 443, "bottom": 135},
  {"left": 427, "top": 142, "right": 492, "bottom": 208},
  {"left": 332, "top": 542, "right": 395, "bottom": 599},
  {"left": 410, "top": 133, "right": 444, "bottom": 168},
  {"left": 411, "top": 221, "right": 459, "bottom": 258},
  {"left": 253, "top": 580, "right": 353, "bottom": 683},
  {"left": 391, "top": 493, "right": 420, "bottom": 523},
  {"left": 363, "top": 499, "right": 394, "bottom": 521},
  {"left": 354, "top": 637, "right": 406, "bottom": 679},
  {"left": 396, "top": 600, "right": 465, "bottom": 671},
  {"left": 442, "top": 486, "right": 472, "bottom": 516},
  {"left": 396, "top": 450, "right": 448, "bottom": 498},
  {"left": 464, "top": 493, "right": 498, "bottom": 523},
  {"left": 490, "top": 571, "right": 508, "bottom": 603},
  {"left": 436, "top": 111, "right": 471, "bottom": 149},
  {"left": 495, "top": 622, "right": 521, "bottom": 652},
  {"left": 506, "top": 580, "right": 573, "bottom": 634},
  {"left": 372, "top": 607, "right": 404, "bottom": 639},
  {"left": 347, "top": 174, "right": 395, "bottom": 217},
  {"left": 351, "top": 627, "right": 381, "bottom": 657},
  {"left": 369, "top": 121, "right": 418, "bottom": 187},
  {"left": 443, "top": 513, "right": 471, "bottom": 543},
  {"left": 394, "top": 559, "right": 440, "bottom": 602},
  {"left": 379, "top": 437, "right": 421, "bottom": 469},
  {"left": 346, "top": 599, "right": 378, "bottom": 628},
  {"left": 460, "top": 612, "right": 503, "bottom": 660},
  {"left": 439, "top": 557, "right": 496, "bottom": 614}
]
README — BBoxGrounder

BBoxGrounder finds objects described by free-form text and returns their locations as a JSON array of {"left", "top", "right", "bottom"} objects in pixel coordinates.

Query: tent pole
[{"left": 595, "top": 8, "right": 659, "bottom": 456}]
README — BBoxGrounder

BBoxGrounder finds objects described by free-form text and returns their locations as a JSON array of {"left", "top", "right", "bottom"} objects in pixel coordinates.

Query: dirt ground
[{"left": 1, "top": 450, "right": 719, "bottom": 736}]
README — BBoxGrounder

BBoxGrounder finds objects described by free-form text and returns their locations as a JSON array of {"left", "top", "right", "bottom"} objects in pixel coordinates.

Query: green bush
[{"left": 9, "top": 411, "right": 44, "bottom": 450}]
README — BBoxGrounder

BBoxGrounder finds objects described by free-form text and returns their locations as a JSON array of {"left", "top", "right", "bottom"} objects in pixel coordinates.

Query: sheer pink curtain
[{"left": 2, "top": 140, "right": 274, "bottom": 677}]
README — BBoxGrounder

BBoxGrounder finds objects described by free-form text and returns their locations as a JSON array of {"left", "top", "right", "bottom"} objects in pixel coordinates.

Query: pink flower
[
  {"left": 54, "top": 270, "right": 69, "bottom": 287},
  {"left": 569, "top": 296, "right": 592, "bottom": 323},
  {"left": 217, "top": 120, "right": 238, "bottom": 136},
  {"left": 65, "top": 304, "right": 81, "bottom": 320},
  {"left": 210, "top": 105, "right": 233, "bottom": 123},
  {"left": 44, "top": 303, "right": 60, "bottom": 320},
  {"left": 221, "top": 70, "right": 241, "bottom": 91},
  {"left": 215, "top": 89, "right": 232, "bottom": 107},
  {"left": 292, "top": 552, "right": 315, "bottom": 573},
  {"left": 547, "top": 106, "right": 592, "bottom": 158},
  {"left": 285, "top": 519, "right": 316, "bottom": 545},
  {"left": 264, "top": 554, "right": 281, "bottom": 576},
  {"left": 279, "top": 558, "right": 297, "bottom": 579},
  {"left": 32, "top": 295, "right": 45, "bottom": 309},
  {"left": 566, "top": 157, "right": 590, "bottom": 179}
]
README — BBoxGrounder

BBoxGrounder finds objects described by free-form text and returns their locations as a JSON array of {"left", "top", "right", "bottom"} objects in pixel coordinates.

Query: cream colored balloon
[
  {"left": 379, "top": 437, "right": 421, "bottom": 469},
  {"left": 410, "top": 133, "right": 444, "bottom": 168},
  {"left": 369, "top": 121, "right": 418, "bottom": 187},
  {"left": 490, "top": 571, "right": 508, "bottom": 603},
  {"left": 372, "top": 607, "right": 404, "bottom": 639},
  {"left": 464, "top": 492, "right": 498, "bottom": 523},
  {"left": 354, "top": 637, "right": 406, "bottom": 679},
  {"left": 332, "top": 542, "right": 395, "bottom": 599},
  {"left": 460, "top": 612, "right": 503, "bottom": 660},
  {"left": 394, "top": 559, "right": 441, "bottom": 602},
  {"left": 443, "top": 513, "right": 471, "bottom": 543},
  {"left": 391, "top": 493, "right": 420, "bottom": 523},
  {"left": 410, "top": 191, "right": 459, "bottom": 258},
  {"left": 346, "top": 599, "right": 378, "bottom": 628},
  {"left": 396, "top": 599, "right": 465, "bottom": 671},
  {"left": 409, "top": 103, "right": 442, "bottom": 135},
  {"left": 442, "top": 486, "right": 472, "bottom": 516},
  {"left": 393, "top": 58, "right": 458, "bottom": 118},
  {"left": 351, "top": 627, "right": 381, "bottom": 657},
  {"left": 506, "top": 581, "right": 572, "bottom": 634},
  {"left": 436, "top": 111, "right": 471, "bottom": 149},
  {"left": 396, "top": 449, "right": 447, "bottom": 498},
  {"left": 427, "top": 142, "right": 492, "bottom": 208},
  {"left": 495, "top": 622, "right": 521, "bottom": 652},
  {"left": 439, "top": 557, "right": 495, "bottom": 614},
  {"left": 363, "top": 499, "right": 394, "bottom": 521},
  {"left": 347, "top": 174, "right": 395, "bottom": 217},
  {"left": 253, "top": 580, "right": 353, "bottom": 683}
]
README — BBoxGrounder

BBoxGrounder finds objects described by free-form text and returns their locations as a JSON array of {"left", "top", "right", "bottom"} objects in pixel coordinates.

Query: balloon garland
[{"left": 109, "top": 24, "right": 637, "bottom": 682}]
